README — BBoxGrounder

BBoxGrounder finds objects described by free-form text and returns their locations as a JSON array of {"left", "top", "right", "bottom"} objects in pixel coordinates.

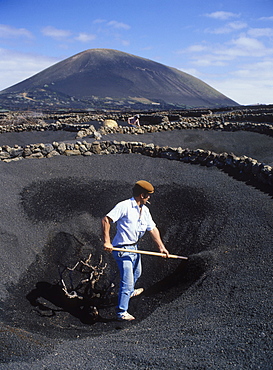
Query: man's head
[{"left": 133, "top": 180, "right": 154, "bottom": 204}]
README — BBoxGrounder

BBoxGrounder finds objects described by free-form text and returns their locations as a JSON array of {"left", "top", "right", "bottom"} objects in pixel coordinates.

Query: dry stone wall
[
  {"left": 0, "top": 114, "right": 273, "bottom": 136},
  {"left": 0, "top": 116, "right": 272, "bottom": 189},
  {"left": 0, "top": 139, "right": 272, "bottom": 188}
]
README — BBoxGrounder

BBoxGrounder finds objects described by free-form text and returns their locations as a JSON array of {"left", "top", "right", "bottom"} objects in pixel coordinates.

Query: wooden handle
[{"left": 111, "top": 247, "right": 188, "bottom": 260}]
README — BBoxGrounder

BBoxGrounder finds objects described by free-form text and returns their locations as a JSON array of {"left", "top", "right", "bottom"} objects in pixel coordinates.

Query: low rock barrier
[
  {"left": 0, "top": 117, "right": 273, "bottom": 138},
  {"left": 1, "top": 140, "right": 272, "bottom": 188}
]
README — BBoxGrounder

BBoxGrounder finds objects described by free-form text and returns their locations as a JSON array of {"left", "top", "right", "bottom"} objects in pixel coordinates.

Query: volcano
[{"left": 0, "top": 49, "right": 238, "bottom": 110}]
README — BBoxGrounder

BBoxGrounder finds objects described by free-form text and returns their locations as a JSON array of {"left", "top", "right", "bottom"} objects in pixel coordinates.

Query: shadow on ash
[{"left": 1, "top": 179, "right": 217, "bottom": 339}]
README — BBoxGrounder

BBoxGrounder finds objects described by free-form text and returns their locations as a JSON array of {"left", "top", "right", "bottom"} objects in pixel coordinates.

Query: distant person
[
  {"left": 101, "top": 180, "right": 169, "bottom": 321},
  {"left": 128, "top": 114, "right": 140, "bottom": 127}
]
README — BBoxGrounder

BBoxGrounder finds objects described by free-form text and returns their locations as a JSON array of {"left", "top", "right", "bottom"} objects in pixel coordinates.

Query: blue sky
[{"left": 1, "top": 0, "right": 273, "bottom": 105}]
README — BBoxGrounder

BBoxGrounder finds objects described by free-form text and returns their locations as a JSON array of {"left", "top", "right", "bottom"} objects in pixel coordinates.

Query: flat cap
[{"left": 135, "top": 180, "right": 154, "bottom": 193}]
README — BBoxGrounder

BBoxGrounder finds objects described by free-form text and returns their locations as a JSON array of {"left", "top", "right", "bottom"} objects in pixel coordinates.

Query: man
[
  {"left": 128, "top": 114, "right": 140, "bottom": 127},
  {"left": 101, "top": 180, "right": 169, "bottom": 321}
]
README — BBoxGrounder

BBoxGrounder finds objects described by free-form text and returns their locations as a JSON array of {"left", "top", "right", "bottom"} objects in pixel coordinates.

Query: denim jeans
[{"left": 113, "top": 246, "right": 142, "bottom": 315}]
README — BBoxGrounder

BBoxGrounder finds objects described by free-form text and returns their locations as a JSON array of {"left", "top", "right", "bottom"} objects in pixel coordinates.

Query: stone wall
[
  {"left": 0, "top": 139, "right": 272, "bottom": 188},
  {"left": 0, "top": 116, "right": 272, "bottom": 189},
  {"left": 0, "top": 115, "right": 273, "bottom": 137}
]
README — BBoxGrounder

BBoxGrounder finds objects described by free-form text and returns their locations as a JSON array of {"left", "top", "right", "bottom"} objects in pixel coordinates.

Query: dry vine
[{"left": 59, "top": 253, "right": 113, "bottom": 319}]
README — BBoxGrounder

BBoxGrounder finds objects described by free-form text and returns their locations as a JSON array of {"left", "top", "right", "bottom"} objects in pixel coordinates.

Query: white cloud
[
  {"left": 247, "top": 27, "right": 273, "bottom": 38},
  {"left": 175, "top": 15, "right": 273, "bottom": 105},
  {"left": 0, "top": 24, "right": 33, "bottom": 39},
  {"left": 178, "top": 58, "right": 273, "bottom": 105},
  {"left": 203, "top": 59, "right": 273, "bottom": 105},
  {"left": 107, "top": 20, "right": 130, "bottom": 30},
  {"left": 189, "top": 36, "right": 273, "bottom": 64},
  {"left": 228, "top": 21, "right": 248, "bottom": 31},
  {"left": 208, "top": 78, "right": 273, "bottom": 105},
  {"left": 227, "top": 36, "right": 272, "bottom": 57},
  {"left": 259, "top": 16, "right": 273, "bottom": 21},
  {"left": 206, "top": 21, "right": 247, "bottom": 34},
  {"left": 187, "top": 44, "right": 208, "bottom": 52},
  {"left": 204, "top": 11, "right": 240, "bottom": 20},
  {"left": 0, "top": 49, "right": 59, "bottom": 90},
  {"left": 192, "top": 58, "right": 228, "bottom": 67},
  {"left": 178, "top": 27, "right": 273, "bottom": 73},
  {"left": 141, "top": 46, "right": 154, "bottom": 51},
  {"left": 232, "top": 60, "right": 273, "bottom": 80},
  {"left": 42, "top": 26, "right": 71, "bottom": 39},
  {"left": 75, "top": 32, "right": 96, "bottom": 42},
  {"left": 121, "top": 39, "right": 130, "bottom": 46},
  {"left": 93, "top": 19, "right": 106, "bottom": 24}
]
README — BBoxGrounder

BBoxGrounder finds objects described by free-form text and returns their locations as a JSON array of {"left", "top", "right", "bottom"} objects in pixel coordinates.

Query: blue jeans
[{"left": 113, "top": 246, "right": 142, "bottom": 315}]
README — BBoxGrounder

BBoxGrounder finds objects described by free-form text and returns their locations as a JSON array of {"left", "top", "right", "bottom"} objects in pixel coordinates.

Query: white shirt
[{"left": 107, "top": 197, "right": 156, "bottom": 246}]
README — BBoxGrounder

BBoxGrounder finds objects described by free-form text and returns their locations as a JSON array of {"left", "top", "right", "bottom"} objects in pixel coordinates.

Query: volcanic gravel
[{"left": 0, "top": 129, "right": 272, "bottom": 369}]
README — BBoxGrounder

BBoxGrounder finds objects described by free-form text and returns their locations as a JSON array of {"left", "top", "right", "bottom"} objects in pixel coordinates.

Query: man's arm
[
  {"left": 101, "top": 216, "right": 113, "bottom": 252},
  {"left": 149, "top": 227, "right": 169, "bottom": 257}
]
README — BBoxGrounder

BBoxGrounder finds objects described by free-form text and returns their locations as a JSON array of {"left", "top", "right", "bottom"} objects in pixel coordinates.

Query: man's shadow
[{"left": 26, "top": 281, "right": 117, "bottom": 324}]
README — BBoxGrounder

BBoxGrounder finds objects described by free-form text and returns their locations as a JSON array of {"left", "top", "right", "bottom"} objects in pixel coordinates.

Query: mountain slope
[{"left": 0, "top": 49, "right": 238, "bottom": 110}]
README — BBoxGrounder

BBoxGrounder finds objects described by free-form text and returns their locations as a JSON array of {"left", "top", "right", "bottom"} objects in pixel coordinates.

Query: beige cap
[{"left": 135, "top": 180, "right": 154, "bottom": 193}]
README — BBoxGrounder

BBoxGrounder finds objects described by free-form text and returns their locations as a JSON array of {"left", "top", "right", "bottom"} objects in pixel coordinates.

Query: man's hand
[
  {"left": 159, "top": 245, "right": 170, "bottom": 258},
  {"left": 104, "top": 242, "right": 113, "bottom": 252}
]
